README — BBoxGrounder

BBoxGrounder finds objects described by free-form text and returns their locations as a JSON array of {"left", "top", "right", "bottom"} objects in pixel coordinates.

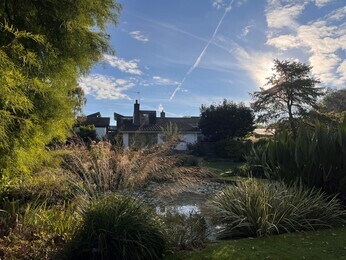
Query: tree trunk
[{"left": 287, "top": 102, "right": 297, "bottom": 138}]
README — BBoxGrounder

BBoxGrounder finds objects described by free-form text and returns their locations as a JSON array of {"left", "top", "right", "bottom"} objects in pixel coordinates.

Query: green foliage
[
  {"left": 251, "top": 59, "right": 323, "bottom": 137},
  {"left": 0, "top": 0, "right": 121, "bottom": 178},
  {"left": 215, "top": 139, "right": 252, "bottom": 162},
  {"left": 209, "top": 179, "right": 346, "bottom": 239},
  {"left": 312, "top": 88, "right": 346, "bottom": 123},
  {"left": 248, "top": 121, "right": 346, "bottom": 197},
  {"left": 0, "top": 199, "right": 80, "bottom": 259},
  {"left": 77, "top": 124, "right": 98, "bottom": 143},
  {"left": 65, "top": 194, "right": 165, "bottom": 260},
  {"left": 321, "top": 88, "right": 346, "bottom": 114},
  {"left": 0, "top": 171, "right": 75, "bottom": 208},
  {"left": 163, "top": 211, "right": 208, "bottom": 251},
  {"left": 161, "top": 122, "right": 180, "bottom": 142},
  {"left": 21, "top": 201, "right": 80, "bottom": 242},
  {"left": 199, "top": 99, "right": 255, "bottom": 141}
]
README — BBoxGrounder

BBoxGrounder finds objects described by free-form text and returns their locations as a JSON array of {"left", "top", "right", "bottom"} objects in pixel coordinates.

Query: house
[
  {"left": 76, "top": 112, "right": 111, "bottom": 139},
  {"left": 114, "top": 100, "right": 201, "bottom": 150}
]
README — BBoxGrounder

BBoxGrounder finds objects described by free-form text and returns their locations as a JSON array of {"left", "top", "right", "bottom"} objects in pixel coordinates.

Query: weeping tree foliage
[
  {"left": 250, "top": 59, "right": 323, "bottom": 137},
  {"left": 0, "top": 0, "right": 121, "bottom": 178}
]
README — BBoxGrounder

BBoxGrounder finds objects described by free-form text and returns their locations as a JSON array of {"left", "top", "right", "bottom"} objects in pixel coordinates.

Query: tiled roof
[
  {"left": 77, "top": 117, "right": 110, "bottom": 127},
  {"left": 119, "top": 117, "right": 200, "bottom": 133}
]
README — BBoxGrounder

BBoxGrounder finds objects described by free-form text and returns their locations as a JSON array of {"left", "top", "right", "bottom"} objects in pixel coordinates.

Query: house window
[
  {"left": 129, "top": 133, "right": 157, "bottom": 148},
  {"left": 140, "top": 113, "right": 149, "bottom": 125}
]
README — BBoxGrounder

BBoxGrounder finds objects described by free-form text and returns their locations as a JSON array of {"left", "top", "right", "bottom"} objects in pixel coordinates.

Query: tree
[
  {"left": 250, "top": 59, "right": 323, "bottom": 137},
  {"left": 199, "top": 99, "right": 255, "bottom": 141},
  {"left": 320, "top": 88, "right": 346, "bottom": 116},
  {"left": 0, "top": 0, "right": 121, "bottom": 178}
]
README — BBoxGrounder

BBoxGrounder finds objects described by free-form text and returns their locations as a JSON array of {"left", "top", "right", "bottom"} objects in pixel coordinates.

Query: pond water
[{"left": 154, "top": 191, "right": 222, "bottom": 240}]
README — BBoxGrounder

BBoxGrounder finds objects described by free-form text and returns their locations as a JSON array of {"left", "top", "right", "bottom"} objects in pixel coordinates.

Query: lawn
[
  {"left": 165, "top": 227, "right": 346, "bottom": 260},
  {"left": 200, "top": 159, "right": 238, "bottom": 173},
  {"left": 200, "top": 159, "right": 248, "bottom": 183}
]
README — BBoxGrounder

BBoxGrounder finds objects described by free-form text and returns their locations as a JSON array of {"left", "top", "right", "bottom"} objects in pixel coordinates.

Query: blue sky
[{"left": 79, "top": 0, "right": 346, "bottom": 124}]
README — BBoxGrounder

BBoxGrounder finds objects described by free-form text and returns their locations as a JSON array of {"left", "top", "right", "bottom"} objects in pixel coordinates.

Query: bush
[
  {"left": 64, "top": 194, "right": 165, "bottom": 260},
  {"left": 77, "top": 125, "right": 98, "bottom": 144},
  {"left": 0, "top": 201, "right": 80, "bottom": 259},
  {"left": 0, "top": 170, "right": 75, "bottom": 209},
  {"left": 215, "top": 139, "right": 252, "bottom": 162},
  {"left": 174, "top": 154, "right": 200, "bottom": 167},
  {"left": 163, "top": 211, "right": 208, "bottom": 251},
  {"left": 209, "top": 178, "right": 346, "bottom": 239},
  {"left": 246, "top": 121, "right": 346, "bottom": 198}
]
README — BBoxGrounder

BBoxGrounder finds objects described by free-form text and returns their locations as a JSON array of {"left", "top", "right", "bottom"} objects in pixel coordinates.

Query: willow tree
[
  {"left": 250, "top": 59, "right": 323, "bottom": 137},
  {"left": 0, "top": 0, "right": 121, "bottom": 178}
]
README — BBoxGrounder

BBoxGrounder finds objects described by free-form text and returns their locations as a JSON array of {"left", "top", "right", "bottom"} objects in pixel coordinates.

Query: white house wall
[
  {"left": 175, "top": 133, "right": 198, "bottom": 151},
  {"left": 123, "top": 133, "right": 198, "bottom": 150},
  {"left": 95, "top": 127, "right": 107, "bottom": 139},
  {"left": 123, "top": 133, "right": 129, "bottom": 148}
]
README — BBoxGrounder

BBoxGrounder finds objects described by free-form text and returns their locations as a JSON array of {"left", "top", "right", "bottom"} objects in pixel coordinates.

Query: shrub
[
  {"left": 215, "top": 139, "right": 252, "bottom": 162},
  {"left": 0, "top": 170, "right": 75, "bottom": 211},
  {"left": 21, "top": 201, "right": 81, "bottom": 241},
  {"left": 77, "top": 125, "right": 98, "bottom": 144},
  {"left": 246, "top": 121, "right": 346, "bottom": 198},
  {"left": 64, "top": 194, "right": 165, "bottom": 260},
  {"left": 163, "top": 211, "right": 208, "bottom": 251},
  {"left": 209, "top": 178, "right": 346, "bottom": 239},
  {"left": 174, "top": 154, "right": 200, "bottom": 167},
  {"left": 0, "top": 201, "right": 80, "bottom": 259}
]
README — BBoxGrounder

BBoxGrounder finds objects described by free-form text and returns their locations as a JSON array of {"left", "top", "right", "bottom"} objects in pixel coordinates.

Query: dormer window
[{"left": 140, "top": 113, "right": 149, "bottom": 125}]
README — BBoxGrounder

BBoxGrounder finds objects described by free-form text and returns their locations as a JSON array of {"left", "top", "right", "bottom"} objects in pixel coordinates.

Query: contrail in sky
[{"left": 169, "top": 0, "right": 234, "bottom": 100}]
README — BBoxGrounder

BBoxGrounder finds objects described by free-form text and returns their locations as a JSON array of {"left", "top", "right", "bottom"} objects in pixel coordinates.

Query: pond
[{"left": 154, "top": 191, "right": 223, "bottom": 240}]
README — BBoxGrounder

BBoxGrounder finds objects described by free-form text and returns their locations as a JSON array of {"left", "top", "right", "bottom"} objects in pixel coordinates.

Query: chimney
[
  {"left": 160, "top": 110, "right": 165, "bottom": 118},
  {"left": 133, "top": 100, "right": 140, "bottom": 125}
]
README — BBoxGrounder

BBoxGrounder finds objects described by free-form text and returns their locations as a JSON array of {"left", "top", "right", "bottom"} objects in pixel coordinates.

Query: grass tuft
[
  {"left": 63, "top": 193, "right": 165, "bottom": 260},
  {"left": 209, "top": 178, "right": 346, "bottom": 239}
]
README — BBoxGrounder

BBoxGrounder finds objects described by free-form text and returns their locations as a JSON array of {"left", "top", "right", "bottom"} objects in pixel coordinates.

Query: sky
[{"left": 79, "top": 0, "right": 346, "bottom": 124}]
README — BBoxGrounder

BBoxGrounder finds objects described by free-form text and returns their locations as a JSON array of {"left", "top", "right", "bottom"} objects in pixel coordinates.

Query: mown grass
[
  {"left": 200, "top": 160, "right": 238, "bottom": 173},
  {"left": 165, "top": 227, "right": 346, "bottom": 260},
  {"left": 200, "top": 159, "right": 248, "bottom": 183}
]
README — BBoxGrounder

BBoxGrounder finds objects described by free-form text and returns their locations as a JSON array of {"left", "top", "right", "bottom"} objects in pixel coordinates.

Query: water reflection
[{"left": 156, "top": 204, "right": 200, "bottom": 215}]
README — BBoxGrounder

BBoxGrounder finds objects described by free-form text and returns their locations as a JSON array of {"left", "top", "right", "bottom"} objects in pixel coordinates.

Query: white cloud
[
  {"left": 325, "top": 6, "right": 346, "bottom": 21},
  {"left": 79, "top": 74, "right": 134, "bottom": 100},
  {"left": 103, "top": 54, "right": 142, "bottom": 75},
  {"left": 314, "top": 0, "right": 334, "bottom": 7},
  {"left": 158, "top": 104, "right": 164, "bottom": 112},
  {"left": 236, "top": 0, "right": 248, "bottom": 6},
  {"left": 240, "top": 24, "right": 253, "bottom": 38},
  {"left": 212, "top": 0, "right": 226, "bottom": 10},
  {"left": 266, "top": 34, "right": 302, "bottom": 50},
  {"left": 232, "top": 45, "right": 275, "bottom": 88},
  {"left": 337, "top": 60, "right": 346, "bottom": 82},
  {"left": 152, "top": 76, "right": 179, "bottom": 86},
  {"left": 266, "top": 6, "right": 346, "bottom": 87},
  {"left": 265, "top": 2, "right": 306, "bottom": 29},
  {"left": 129, "top": 31, "right": 149, "bottom": 42}
]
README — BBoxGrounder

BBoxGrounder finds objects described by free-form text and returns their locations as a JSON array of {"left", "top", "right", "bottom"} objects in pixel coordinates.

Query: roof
[
  {"left": 87, "top": 112, "right": 101, "bottom": 118},
  {"left": 119, "top": 117, "right": 200, "bottom": 133},
  {"left": 77, "top": 116, "right": 110, "bottom": 128}
]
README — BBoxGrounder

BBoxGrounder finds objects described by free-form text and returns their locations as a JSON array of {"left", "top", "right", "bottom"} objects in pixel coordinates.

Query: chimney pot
[
  {"left": 160, "top": 111, "right": 165, "bottom": 118},
  {"left": 133, "top": 100, "right": 140, "bottom": 125}
]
